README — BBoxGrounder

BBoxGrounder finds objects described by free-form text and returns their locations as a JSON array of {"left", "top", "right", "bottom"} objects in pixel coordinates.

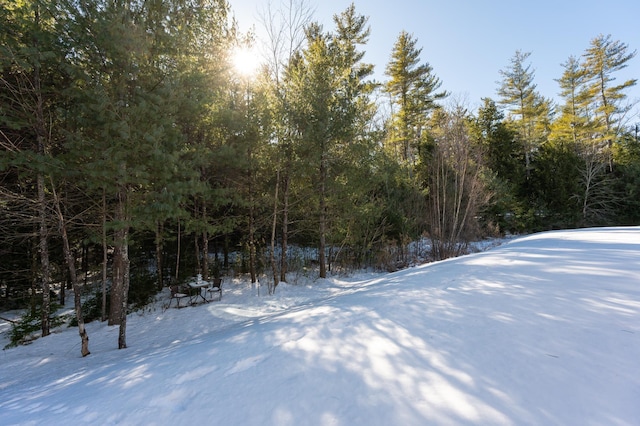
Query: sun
[{"left": 231, "top": 46, "right": 260, "bottom": 78}]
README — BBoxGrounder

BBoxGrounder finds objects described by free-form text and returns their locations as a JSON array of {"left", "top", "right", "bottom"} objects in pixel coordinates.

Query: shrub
[{"left": 4, "top": 304, "right": 69, "bottom": 348}]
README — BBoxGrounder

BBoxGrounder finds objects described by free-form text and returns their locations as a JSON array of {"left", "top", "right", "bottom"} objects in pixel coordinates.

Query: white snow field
[{"left": 0, "top": 227, "right": 639, "bottom": 425}]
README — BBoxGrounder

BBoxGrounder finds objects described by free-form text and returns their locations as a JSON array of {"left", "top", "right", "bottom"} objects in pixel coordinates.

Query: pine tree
[
  {"left": 545, "top": 56, "right": 595, "bottom": 227},
  {"left": 552, "top": 56, "right": 591, "bottom": 146},
  {"left": 0, "top": 0, "right": 62, "bottom": 338},
  {"left": 497, "top": 50, "right": 552, "bottom": 179},
  {"left": 261, "top": 0, "right": 314, "bottom": 287},
  {"left": 385, "top": 31, "right": 446, "bottom": 165},
  {"left": 474, "top": 98, "right": 522, "bottom": 182},
  {"left": 57, "top": 0, "right": 232, "bottom": 349},
  {"left": 547, "top": 36, "right": 637, "bottom": 225},
  {"left": 470, "top": 98, "right": 524, "bottom": 232},
  {"left": 582, "top": 34, "right": 637, "bottom": 171},
  {"left": 285, "top": 5, "right": 374, "bottom": 278},
  {"left": 1, "top": 0, "right": 96, "bottom": 354}
]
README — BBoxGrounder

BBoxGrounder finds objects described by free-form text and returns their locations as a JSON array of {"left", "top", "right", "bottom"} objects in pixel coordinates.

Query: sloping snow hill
[{"left": 1, "top": 227, "right": 639, "bottom": 425}]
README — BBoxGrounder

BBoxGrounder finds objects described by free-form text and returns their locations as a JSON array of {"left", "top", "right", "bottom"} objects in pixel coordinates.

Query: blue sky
[{"left": 230, "top": 0, "right": 639, "bottom": 120}]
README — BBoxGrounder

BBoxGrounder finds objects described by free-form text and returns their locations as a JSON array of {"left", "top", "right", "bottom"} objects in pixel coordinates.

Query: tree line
[{"left": 1, "top": 0, "right": 637, "bottom": 354}]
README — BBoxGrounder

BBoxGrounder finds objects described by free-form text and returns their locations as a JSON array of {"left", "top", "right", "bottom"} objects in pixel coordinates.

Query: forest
[{"left": 1, "top": 0, "right": 638, "bottom": 352}]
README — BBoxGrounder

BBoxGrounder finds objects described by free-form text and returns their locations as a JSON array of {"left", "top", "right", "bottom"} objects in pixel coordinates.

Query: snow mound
[{"left": 1, "top": 227, "right": 639, "bottom": 425}]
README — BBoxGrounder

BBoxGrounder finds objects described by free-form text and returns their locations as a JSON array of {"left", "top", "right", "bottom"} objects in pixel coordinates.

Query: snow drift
[{"left": 1, "top": 227, "right": 639, "bottom": 425}]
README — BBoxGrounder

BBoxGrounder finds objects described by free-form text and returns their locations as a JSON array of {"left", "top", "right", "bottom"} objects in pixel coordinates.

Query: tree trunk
[
  {"left": 249, "top": 213, "right": 257, "bottom": 284},
  {"left": 109, "top": 234, "right": 124, "bottom": 326},
  {"left": 248, "top": 148, "right": 257, "bottom": 284},
  {"left": 37, "top": 173, "right": 51, "bottom": 337},
  {"left": 319, "top": 153, "right": 327, "bottom": 279},
  {"left": 202, "top": 204, "right": 209, "bottom": 281},
  {"left": 109, "top": 188, "right": 129, "bottom": 350},
  {"left": 118, "top": 237, "right": 130, "bottom": 349},
  {"left": 59, "top": 269, "right": 66, "bottom": 306},
  {"left": 175, "top": 219, "right": 181, "bottom": 281},
  {"left": 108, "top": 188, "right": 131, "bottom": 349},
  {"left": 30, "top": 244, "right": 38, "bottom": 316},
  {"left": 33, "top": 3, "right": 51, "bottom": 337},
  {"left": 101, "top": 190, "right": 108, "bottom": 322},
  {"left": 280, "top": 171, "right": 290, "bottom": 283},
  {"left": 52, "top": 184, "right": 90, "bottom": 356},
  {"left": 155, "top": 221, "right": 164, "bottom": 290},
  {"left": 194, "top": 201, "right": 201, "bottom": 275},
  {"left": 82, "top": 243, "right": 89, "bottom": 287},
  {"left": 223, "top": 235, "right": 229, "bottom": 269},
  {"left": 269, "top": 169, "right": 280, "bottom": 294}
]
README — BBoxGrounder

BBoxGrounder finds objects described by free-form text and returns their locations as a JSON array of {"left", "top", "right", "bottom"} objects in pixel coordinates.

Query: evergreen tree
[
  {"left": 547, "top": 36, "right": 637, "bottom": 226},
  {"left": 473, "top": 98, "right": 522, "bottom": 183},
  {"left": 261, "top": 0, "right": 314, "bottom": 287},
  {"left": 582, "top": 34, "right": 637, "bottom": 171},
  {"left": 529, "top": 140, "right": 582, "bottom": 228},
  {"left": 285, "top": 5, "right": 374, "bottom": 278},
  {"left": 552, "top": 56, "right": 591, "bottom": 146},
  {"left": 470, "top": 98, "right": 523, "bottom": 232},
  {"left": 497, "top": 50, "right": 552, "bottom": 179},
  {"left": 612, "top": 127, "right": 640, "bottom": 224},
  {"left": 0, "top": 0, "right": 63, "bottom": 339},
  {"left": 165, "top": 0, "right": 234, "bottom": 286},
  {"left": 57, "top": 0, "right": 231, "bottom": 349},
  {"left": 0, "top": 0, "right": 95, "bottom": 354},
  {"left": 384, "top": 31, "right": 446, "bottom": 165},
  {"left": 544, "top": 56, "right": 595, "bottom": 227}
]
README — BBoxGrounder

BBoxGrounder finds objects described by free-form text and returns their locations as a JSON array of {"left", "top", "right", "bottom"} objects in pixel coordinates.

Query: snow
[{"left": 1, "top": 227, "right": 639, "bottom": 425}]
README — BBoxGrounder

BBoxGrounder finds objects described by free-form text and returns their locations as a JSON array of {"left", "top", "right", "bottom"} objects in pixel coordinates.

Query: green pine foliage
[
  {"left": 5, "top": 304, "right": 69, "bottom": 349},
  {"left": 385, "top": 31, "right": 447, "bottom": 165}
]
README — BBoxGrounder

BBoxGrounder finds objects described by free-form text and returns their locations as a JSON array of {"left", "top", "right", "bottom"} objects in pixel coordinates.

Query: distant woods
[{"left": 1, "top": 1, "right": 637, "bottom": 351}]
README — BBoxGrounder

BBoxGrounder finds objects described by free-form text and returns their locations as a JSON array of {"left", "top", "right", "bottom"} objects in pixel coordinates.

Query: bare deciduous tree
[
  {"left": 573, "top": 143, "right": 618, "bottom": 225},
  {"left": 426, "top": 104, "right": 492, "bottom": 260},
  {"left": 51, "top": 183, "right": 90, "bottom": 356},
  {"left": 260, "top": 0, "right": 315, "bottom": 85},
  {"left": 259, "top": 0, "right": 314, "bottom": 287}
]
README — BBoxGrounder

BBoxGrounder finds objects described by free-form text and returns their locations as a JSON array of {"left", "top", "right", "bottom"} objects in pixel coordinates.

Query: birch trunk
[
  {"left": 269, "top": 169, "right": 280, "bottom": 294},
  {"left": 52, "top": 185, "right": 90, "bottom": 356}
]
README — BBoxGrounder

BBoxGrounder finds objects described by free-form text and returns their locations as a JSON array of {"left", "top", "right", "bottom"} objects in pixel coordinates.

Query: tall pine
[
  {"left": 385, "top": 31, "right": 446, "bottom": 166},
  {"left": 582, "top": 34, "right": 637, "bottom": 171},
  {"left": 285, "top": 5, "right": 373, "bottom": 278},
  {"left": 497, "top": 51, "right": 552, "bottom": 179}
]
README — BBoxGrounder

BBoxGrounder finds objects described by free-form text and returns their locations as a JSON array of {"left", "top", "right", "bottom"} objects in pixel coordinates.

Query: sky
[
  {"left": 1, "top": 227, "right": 639, "bottom": 424},
  {"left": 228, "top": 0, "right": 640, "bottom": 119}
]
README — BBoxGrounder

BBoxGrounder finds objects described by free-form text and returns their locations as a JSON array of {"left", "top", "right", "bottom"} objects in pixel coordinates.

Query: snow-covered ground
[{"left": 1, "top": 227, "right": 639, "bottom": 425}]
